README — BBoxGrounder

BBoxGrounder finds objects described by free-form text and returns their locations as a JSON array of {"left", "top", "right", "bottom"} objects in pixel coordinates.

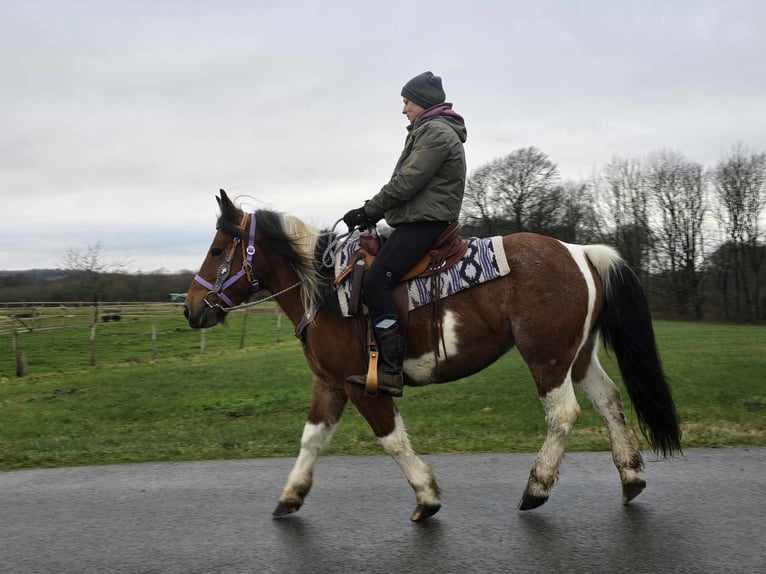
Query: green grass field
[{"left": 1, "top": 307, "right": 764, "bottom": 470}]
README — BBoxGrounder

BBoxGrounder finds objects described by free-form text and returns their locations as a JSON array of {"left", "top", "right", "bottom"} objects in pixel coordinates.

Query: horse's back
[{"left": 499, "top": 232, "right": 599, "bottom": 292}]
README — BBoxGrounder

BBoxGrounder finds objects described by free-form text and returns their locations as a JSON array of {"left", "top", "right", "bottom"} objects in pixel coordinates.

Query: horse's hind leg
[
  {"left": 273, "top": 377, "right": 347, "bottom": 517},
  {"left": 348, "top": 389, "right": 442, "bottom": 522},
  {"left": 519, "top": 376, "right": 581, "bottom": 511},
  {"left": 573, "top": 340, "right": 646, "bottom": 504}
]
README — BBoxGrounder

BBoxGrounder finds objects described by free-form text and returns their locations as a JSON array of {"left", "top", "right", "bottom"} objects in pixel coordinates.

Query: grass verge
[{"left": 1, "top": 319, "right": 764, "bottom": 470}]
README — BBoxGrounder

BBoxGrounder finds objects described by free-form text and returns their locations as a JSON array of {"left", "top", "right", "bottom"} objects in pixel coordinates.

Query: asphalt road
[{"left": 1, "top": 448, "right": 763, "bottom": 573}]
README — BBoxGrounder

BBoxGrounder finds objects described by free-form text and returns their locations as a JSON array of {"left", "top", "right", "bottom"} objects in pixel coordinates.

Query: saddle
[
  {"left": 335, "top": 221, "right": 468, "bottom": 287},
  {"left": 335, "top": 221, "right": 468, "bottom": 358}
]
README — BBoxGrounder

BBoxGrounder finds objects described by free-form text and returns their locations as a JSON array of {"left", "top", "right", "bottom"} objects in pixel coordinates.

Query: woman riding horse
[{"left": 342, "top": 71, "right": 468, "bottom": 397}]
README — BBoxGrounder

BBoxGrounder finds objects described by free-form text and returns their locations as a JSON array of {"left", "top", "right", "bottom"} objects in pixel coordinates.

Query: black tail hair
[{"left": 597, "top": 262, "right": 682, "bottom": 458}]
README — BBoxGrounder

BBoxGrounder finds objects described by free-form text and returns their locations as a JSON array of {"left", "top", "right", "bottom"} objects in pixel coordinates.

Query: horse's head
[{"left": 183, "top": 189, "right": 262, "bottom": 329}]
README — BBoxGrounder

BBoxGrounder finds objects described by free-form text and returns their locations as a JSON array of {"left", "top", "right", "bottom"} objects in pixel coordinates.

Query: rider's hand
[{"left": 342, "top": 207, "right": 369, "bottom": 229}]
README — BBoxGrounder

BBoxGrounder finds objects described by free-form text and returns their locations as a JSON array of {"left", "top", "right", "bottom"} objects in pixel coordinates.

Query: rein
[
  {"left": 193, "top": 211, "right": 299, "bottom": 313},
  {"left": 321, "top": 218, "right": 351, "bottom": 269},
  {"left": 194, "top": 213, "right": 350, "bottom": 315},
  {"left": 223, "top": 282, "right": 302, "bottom": 312}
]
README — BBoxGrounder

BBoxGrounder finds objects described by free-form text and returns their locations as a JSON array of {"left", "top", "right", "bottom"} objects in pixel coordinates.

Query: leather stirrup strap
[
  {"left": 365, "top": 345, "right": 379, "bottom": 395},
  {"left": 363, "top": 317, "right": 379, "bottom": 395}
]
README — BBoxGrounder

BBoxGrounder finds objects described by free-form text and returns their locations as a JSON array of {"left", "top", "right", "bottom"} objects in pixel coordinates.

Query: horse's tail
[{"left": 584, "top": 245, "right": 682, "bottom": 458}]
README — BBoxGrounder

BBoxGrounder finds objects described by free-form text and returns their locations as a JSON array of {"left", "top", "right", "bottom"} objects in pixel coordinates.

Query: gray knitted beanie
[{"left": 401, "top": 71, "right": 445, "bottom": 109}]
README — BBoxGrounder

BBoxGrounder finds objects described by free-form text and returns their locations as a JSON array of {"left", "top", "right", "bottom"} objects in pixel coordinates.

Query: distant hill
[
  {"left": 0, "top": 269, "right": 73, "bottom": 280},
  {"left": 0, "top": 269, "right": 194, "bottom": 303}
]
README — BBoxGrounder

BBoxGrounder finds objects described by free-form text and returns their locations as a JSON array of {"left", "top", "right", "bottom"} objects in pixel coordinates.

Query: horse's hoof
[
  {"left": 411, "top": 503, "right": 441, "bottom": 522},
  {"left": 621, "top": 477, "right": 647, "bottom": 505},
  {"left": 272, "top": 500, "right": 302, "bottom": 518},
  {"left": 518, "top": 492, "right": 548, "bottom": 511}
]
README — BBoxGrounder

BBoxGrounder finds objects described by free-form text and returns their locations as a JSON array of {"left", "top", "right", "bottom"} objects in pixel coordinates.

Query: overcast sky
[{"left": 2, "top": 0, "right": 765, "bottom": 272}]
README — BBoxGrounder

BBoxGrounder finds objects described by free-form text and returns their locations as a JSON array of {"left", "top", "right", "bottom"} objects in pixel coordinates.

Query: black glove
[{"left": 342, "top": 207, "right": 369, "bottom": 229}]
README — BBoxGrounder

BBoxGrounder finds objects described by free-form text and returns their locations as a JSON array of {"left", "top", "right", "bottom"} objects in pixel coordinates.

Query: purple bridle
[{"left": 193, "top": 211, "right": 261, "bottom": 311}]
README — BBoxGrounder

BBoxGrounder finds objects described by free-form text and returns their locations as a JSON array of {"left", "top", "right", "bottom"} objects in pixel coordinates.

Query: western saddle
[{"left": 335, "top": 221, "right": 468, "bottom": 372}]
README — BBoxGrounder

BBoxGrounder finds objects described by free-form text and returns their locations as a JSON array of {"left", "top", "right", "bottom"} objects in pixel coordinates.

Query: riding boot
[
  {"left": 348, "top": 322, "right": 407, "bottom": 397},
  {"left": 374, "top": 330, "right": 407, "bottom": 397}
]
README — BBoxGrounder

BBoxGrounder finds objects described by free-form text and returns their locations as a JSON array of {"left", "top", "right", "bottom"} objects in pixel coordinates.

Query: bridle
[{"left": 193, "top": 211, "right": 262, "bottom": 311}]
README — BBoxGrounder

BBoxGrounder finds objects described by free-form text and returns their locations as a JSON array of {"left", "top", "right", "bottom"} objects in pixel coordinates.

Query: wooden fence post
[
  {"left": 11, "top": 317, "right": 27, "bottom": 377},
  {"left": 200, "top": 328, "right": 206, "bottom": 354},
  {"left": 240, "top": 312, "right": 248, "bottom": 349},
  {"left": 89, "top": 323, "right": 97, "bottom": 366}
]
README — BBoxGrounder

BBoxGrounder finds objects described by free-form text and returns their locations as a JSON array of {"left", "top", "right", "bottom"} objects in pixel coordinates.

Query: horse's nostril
[{"left": 183, "top": 305, "right": 190, "bottom": 320}]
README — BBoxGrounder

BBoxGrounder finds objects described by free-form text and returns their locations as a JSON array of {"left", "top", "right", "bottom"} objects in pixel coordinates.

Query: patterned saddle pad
[{"left": 334, "top": 233, "right": 510, "bottom": 317}]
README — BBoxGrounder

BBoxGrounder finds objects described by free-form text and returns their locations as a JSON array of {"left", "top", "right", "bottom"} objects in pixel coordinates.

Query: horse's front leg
[
  {"left": 273, "top": 376, "right": 347, "bottom": 517},
  {"left": 348, "top": 388, "right": 442, "bottom": 522}
]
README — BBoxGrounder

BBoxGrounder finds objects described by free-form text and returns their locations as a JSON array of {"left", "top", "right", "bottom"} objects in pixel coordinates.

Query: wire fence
[
  {"left": 1, "top": 302, "right": 178, "bottom": 334},
  {"left": 0, "top": 301, "right": 286, "bottom": 378}
]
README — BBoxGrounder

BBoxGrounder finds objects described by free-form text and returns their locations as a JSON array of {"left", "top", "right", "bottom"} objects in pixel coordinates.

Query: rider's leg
[{"left": 348, "top": 221, "right": 449, "bottom": 396}]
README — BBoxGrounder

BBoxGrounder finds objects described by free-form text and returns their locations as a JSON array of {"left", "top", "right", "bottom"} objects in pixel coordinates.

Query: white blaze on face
[{"left": 403, "top": 310, "right": 460, "bottom": 383}]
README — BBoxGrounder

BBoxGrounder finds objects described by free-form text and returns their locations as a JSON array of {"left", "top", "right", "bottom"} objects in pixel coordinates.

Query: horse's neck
[{"left": 267, "top": 268, "right": 307, "bottom": 327}]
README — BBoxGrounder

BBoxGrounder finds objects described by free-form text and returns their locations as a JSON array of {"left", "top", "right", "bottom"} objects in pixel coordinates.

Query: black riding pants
[{"left": 363, "top": 221, "right": 450, "bottom": 331}]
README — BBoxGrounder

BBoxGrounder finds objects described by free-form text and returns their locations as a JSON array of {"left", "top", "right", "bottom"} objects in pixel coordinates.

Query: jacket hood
[{"left": 413, "top": 103, "right": 468, "bottom": 143}]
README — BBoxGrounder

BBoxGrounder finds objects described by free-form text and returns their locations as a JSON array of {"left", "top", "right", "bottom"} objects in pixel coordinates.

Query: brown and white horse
[{"left": 184, "top": 190, "right": 681, "bottom": 521}]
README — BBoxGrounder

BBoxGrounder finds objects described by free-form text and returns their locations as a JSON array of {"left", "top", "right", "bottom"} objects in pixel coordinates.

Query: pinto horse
[{"left": 184, "top": 190, "right": 681, "bottom": 521}]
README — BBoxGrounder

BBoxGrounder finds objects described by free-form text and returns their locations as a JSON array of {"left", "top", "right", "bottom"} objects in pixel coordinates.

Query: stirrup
[{"left": 346, "top": 344, "right": 379, "bottom": 395}]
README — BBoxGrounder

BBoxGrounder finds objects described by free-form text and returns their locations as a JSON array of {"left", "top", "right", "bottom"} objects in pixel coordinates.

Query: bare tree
[
  {"left": 646, "top": 150, "right": 707, "bottom": 318},
  {"left": 62, "top": 242, "right": 130, "bottom": 366},
  {"left": 550, "top": 181, "right": 601, "bottom": 243},
  {"left": 462, "top": 147, "right": 569, "bottom": 235},
  {"left": 62, "top": 242, "right": 129, "bottom": 316},
  {"left": 711, "top": 144, "right": 766, "bottom": 321},
  {"left": 493, "top": 147, "right": 560, "bottom": 232},
  {"left": 461, "top": 162, "right": 502, "bottom": 235},
  {"left": 596, "top": 156, "right": 653, "bottom": 281}
]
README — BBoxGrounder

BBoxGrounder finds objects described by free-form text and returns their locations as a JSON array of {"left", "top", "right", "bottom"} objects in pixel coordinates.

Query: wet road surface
[{"left": 1, "top": 448, "right": 763, "bottom": 573}]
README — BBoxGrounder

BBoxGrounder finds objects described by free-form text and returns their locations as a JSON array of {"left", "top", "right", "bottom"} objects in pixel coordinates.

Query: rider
[{"left": 342, "top": 71, "right": 468, "bottom": 397}]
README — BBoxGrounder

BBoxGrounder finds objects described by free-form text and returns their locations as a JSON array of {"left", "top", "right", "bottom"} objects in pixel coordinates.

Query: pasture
[{"left": 0, "top": 304, "right": 764, "bottom": 470}]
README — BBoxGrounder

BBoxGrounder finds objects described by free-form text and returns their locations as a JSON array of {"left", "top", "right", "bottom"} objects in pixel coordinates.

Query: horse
[{"left": 183, "top": 189, "right": 682, "bottom": 521}]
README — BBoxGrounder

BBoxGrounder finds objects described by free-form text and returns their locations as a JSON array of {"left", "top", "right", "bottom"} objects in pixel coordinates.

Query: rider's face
[{"left": 402, "top": 98, "right": 425, "bottom": 123}]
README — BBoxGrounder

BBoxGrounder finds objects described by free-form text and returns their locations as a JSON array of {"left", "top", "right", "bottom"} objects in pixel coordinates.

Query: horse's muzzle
[
  {"left": 183, "top": 304, "right": 201, "bottom": 329},
  {"left": 183, "top": 303, "right": 219, "bottom": 329}
]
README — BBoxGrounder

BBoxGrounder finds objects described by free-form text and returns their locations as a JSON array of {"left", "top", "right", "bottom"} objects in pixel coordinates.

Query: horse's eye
[{"left": 211, "top": 247, "right": 224, "bottom": 257}]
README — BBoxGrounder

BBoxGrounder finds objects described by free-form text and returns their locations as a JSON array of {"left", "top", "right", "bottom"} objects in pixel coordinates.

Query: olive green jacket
[{"left": 364, "top": 104, "right": 467, "bottom": 227}]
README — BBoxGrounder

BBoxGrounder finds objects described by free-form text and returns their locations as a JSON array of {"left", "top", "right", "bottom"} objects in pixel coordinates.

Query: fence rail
[
  {"left": 0, "top": 301, "right": 276, "bottom": 336},
  {"left": 1, "top": 301, "right": 285, "bottom": 377}
]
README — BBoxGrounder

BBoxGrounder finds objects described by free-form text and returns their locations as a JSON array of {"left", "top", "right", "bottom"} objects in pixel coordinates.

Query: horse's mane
[{"left": 217, "top": 207, "right": 340, "bottom": 319}]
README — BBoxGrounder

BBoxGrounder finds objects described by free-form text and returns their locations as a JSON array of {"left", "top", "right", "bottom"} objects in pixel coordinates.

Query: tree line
[
  {"left": 0, "top": 269, "right": 194, "bottom": 304},
  {"left": 3, "top": 145, "right": 764, "bottom": 324},
  {"left": 0, "top": 242, "right": 194, "bottom": 304},
  {"left": 460, "top": 144, "right": 766, "bottom": 322}
]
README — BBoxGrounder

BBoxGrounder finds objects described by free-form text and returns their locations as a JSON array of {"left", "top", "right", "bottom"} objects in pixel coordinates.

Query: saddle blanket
[{"left": 334, "top": 234, "right": 510, "bottom": 317}]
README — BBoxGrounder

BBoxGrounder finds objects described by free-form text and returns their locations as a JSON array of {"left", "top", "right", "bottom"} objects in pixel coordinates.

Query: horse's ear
[{"left": 217, "top": 189, "right": 235, "bottom": 219}]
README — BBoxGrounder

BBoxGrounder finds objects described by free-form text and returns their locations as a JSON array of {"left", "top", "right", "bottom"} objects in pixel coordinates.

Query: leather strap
[{"left": 364, "top": 346, "right": 379, "bottom": 395}]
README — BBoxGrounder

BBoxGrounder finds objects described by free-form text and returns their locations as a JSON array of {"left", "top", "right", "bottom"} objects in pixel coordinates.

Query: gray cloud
[{"left": 2, "top": 0, "right": 765, "bottom": 271}]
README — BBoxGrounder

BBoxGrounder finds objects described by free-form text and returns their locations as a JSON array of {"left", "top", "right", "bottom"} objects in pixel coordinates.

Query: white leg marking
[
  {"left": 379, "top": 411, "right": 440, "bottom": 507},
  {"left": 577, "top": 349, "right": 642, "bottom": 473},
  {"left": 281, "top": 421, "right": 336, "bottom": 501},
  {"left": 404, "top": 309, "right": 460, "bottom": 383},
  {"left": 528, "top": 381, "right": 581, "bottom": 497}
]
